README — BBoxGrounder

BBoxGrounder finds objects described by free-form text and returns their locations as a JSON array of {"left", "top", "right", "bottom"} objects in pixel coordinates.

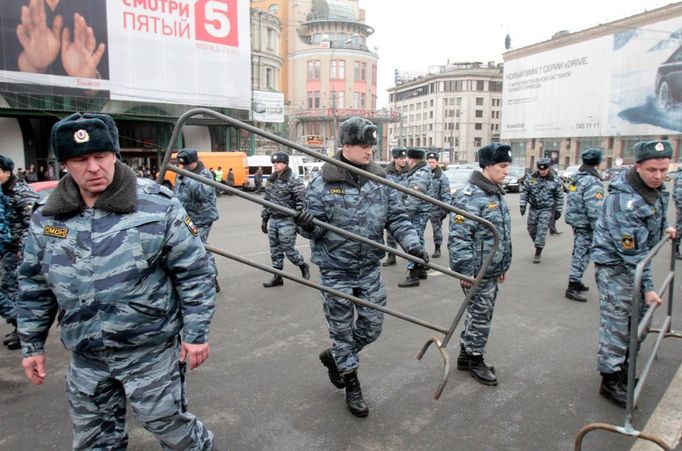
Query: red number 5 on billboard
[{"left": 195, "top": 0, "right": 239, "bottom": 46}]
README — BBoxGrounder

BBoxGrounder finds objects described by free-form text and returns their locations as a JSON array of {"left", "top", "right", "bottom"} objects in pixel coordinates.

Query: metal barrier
[
  {"left": 575, "top": 236, "right": 682, "bottom": 450},
  {"left": 157, "top": 108, "right": 501, "bottom": 399}
]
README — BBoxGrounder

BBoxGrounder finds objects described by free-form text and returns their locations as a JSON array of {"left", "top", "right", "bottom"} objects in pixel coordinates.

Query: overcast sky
[{"left": 362, "top": 0, "right": 673, "bottom": 108}]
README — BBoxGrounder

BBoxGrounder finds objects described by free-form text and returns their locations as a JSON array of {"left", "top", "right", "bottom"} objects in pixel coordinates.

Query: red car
[{"left": 29, "top": 180, "right": 59, "bottom": 200}]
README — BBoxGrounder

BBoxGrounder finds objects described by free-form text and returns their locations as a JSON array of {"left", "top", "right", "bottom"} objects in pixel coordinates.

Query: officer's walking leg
[
  {"left": 264, "top": 219, "right": 285, "bottom": 287},
  {"left": 350, "top": 265, "right": 387, "bottom": 354},
  {"left": 460, "top": 278, "right": 499, "bottom": 386},
  {"left": 429, "top": 210, "right": 443, "bottom": 257},
  {"left": 66, "top": 353, "right": 128, "bottom": 450},
  {"left": 279, "top": 219, "right": 310, "bottom": 279},
  {"left": 122, "top": 342, "right": 214, "bottom": 450},
  {"left": 1, "top": 252, "right": 21, "bottom": 349},
  {"left": 566, "top": 229, "right": 593, "bottom": 302},
  {"left": 383, "top": 231, "right": 397, "bottom": 266},
  {"left": 401, "top": 213, "right": 428, "bottom": 287},
  {"left": 196, "top": 225, "right": 219, "bottom": 292},
  {"left": 527, "top": 208, "right": 538, "bottom": 243}
]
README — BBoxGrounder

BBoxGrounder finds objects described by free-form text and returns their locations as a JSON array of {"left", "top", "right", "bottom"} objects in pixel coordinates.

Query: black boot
[
  {"left": 299, "top": 262, "right": 311, "bottom": 280},
  {"left": 382, "top": 254, "right": 396, "bottom": 266},
  {"left": 676, "top": 243, "right": 682, "bottom": 260},
  {"left": 319, "top": 348, "right": 344, "bottom": 389},
  {"left": 215, "top": 278, "right": 221, "bottom": 293},
  {"left": 263, "top": 274, "right": 284, "bottom": 287},
  {"left": 565, "top": 281, "right": 587, "bottom": 302},
  {"left": 343, "top": 371, "right": 369, "bottom": 417},
  {"left": 469, "top": 354, "right": 498, "bottom": 386},
  {"left": 431, "top": 247, "right": 441, "bottom": 258},
  {"left": 576, "top": 281, "right": 589, "bottom": 292},
  {"left": 398, "top": 269, "right": 420, "bottom": 287},
  {"left": 600, "top": 372, "right": 627, "bottom": 408},
  {"left": 457, "top": 345, "right": 471, "bottom": 370},
  {"left": 4, "top": 328, "right": 20, "bottom": 350},
  {"left": 533, "top": 247, "right": 542, "bottom": 264},
  {"left": 417, "top": 268, "right": 428, "bottom": 280}
]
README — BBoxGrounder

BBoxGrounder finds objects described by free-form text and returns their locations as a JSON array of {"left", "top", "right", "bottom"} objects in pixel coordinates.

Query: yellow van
[{"left": 163, "top": 151, "right": 249, "bottom": 189}]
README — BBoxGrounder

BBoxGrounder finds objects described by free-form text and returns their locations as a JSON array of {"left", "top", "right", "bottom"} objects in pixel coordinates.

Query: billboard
[
  {"left": 0, "top": 0, "right": 250, "bottom": 110},
  {"left": 502, "top": 15, "right": 682, "bottom": 139},
  {"left": 252, "top": 90, "right": 284, "bottom": 123}
]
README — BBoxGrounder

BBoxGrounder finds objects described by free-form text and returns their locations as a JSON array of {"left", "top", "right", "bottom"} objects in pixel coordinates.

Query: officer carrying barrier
[
  {"left": 575, "top": 236, "right": 682, "bottom": 450},
  {"left": 157, "top": 108, "right": 500, "bottom": 400}
]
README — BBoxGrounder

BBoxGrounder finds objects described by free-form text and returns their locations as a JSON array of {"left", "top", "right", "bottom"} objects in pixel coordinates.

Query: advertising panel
[
  {"left": 0, "top": 0, "right": 251, "bottom": 110},
  {"left": 502, "top": 15, "right": 682, "bottom": 139},
  {"left": 252, "top": 90, "right": 284, "bottom": 123}
]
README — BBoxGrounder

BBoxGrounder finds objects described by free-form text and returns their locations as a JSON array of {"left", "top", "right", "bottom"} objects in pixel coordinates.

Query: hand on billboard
[
  {"left": 16, "top": 0, "right": 63, "bottom": 73},
  {"left": 61, "top": 13, "right": 105, "bottom": 78}
]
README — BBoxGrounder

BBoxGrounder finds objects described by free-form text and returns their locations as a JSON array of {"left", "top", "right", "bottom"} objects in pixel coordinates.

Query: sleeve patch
[
  {"left": 622, "top": 234, "right": 635, "bottom": 250},
  {"left": 595, "top": 191, "right": 603, "bottom": 199},
  {"left": 184, "top": 216, "right": 198, "bottom": 236},
  {"left": 454, "top": 214, "right": 465, "bottom": 224}
]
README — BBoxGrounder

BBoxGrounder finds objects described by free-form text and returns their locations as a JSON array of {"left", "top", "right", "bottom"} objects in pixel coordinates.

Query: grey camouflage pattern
[
  {"left": 173, "top": 164, "right": 219, "bottom": 227},
  {"left": 267, "top": 217, "right": 305, "bottom": 269},
  {"left": 674, "top": 174, "right": 682, "bottom": 245},
  {"left": 261, "top": 167, "right": 306, "bottom": 220},
  {"left": 526, "top": 208, "right": 552, "bottom": 249},
  {"left": 565, "top": 167, "right": 604, "bottom": 230},
  {"left": 520, "top": 172, "right": 563, "bottom": 211},
  {"left": 460, "top": 277, "right": 499, "bottom": 355},
  {"left": 569, "top": 229, "right": 594, "bottom": 283}
]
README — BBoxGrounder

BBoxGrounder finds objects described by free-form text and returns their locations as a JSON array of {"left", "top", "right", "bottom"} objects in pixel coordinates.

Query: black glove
[
  {"left": 407, "top": 247, "right": 429, "bottom": 264},
  {"left": 261, "top": 219, "right": 268, "bottom": 234},
  {"left": 554, "top": 210, "right": 561, "bottom": 221},
  {"left": 440, "top": 209, "right": 449, "bottom": 221},
  {"left": 520, "top": 206, "right": 526, "bottom": 216},
  {"left": 294, "top": 210, "right": 315, "bottom": 232}
]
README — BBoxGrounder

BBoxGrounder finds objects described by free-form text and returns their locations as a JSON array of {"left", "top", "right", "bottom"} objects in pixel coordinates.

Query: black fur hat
[
  {"left": 339, "top": 117, "right": 377, "bottom": 146},
  {"left": 478, "top": 143, "right": 512, "bottom": 168},
  {"left": 177, "top": 148, "right": 199, "bottom": 165},
  {"left": 51, "top": 112, "right": 121, "bottom": 163}
]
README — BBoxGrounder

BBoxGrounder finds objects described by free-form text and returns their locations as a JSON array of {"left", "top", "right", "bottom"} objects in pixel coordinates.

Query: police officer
[
  {"left": 520, "top": 157, "right": 563, "bottom": 263},
  {"left": 174, "top": 148, "right": 221, "bottom": 292},
  {"left": 295, "top": 117, "right": 426, "bottom": 417},
  {"left": 398, "top": 148, "right": 435, "bottom": 287},
  {"left": 261, "top": 152, "right": 310, "bottom": 287},
  {"left": 673, "top": 167, "right": 682, "bottom": 259},
  {"left": 449, "top": 143, "right": 512, "bottom": 386},
  {"left": 17, "top": 113, "right": 216, "bottom": 449},
  {"left": 564, "top": 148, "right": 605, "bottom": 302},
  {"left": 0, "top": 189, "right": 13, "bottom": 347},
  {"left": 382, "top": 147, "right": 408, "bottom": 267},
  {"left": 592, "top": 140, "right": 675, "bottom": 407},
  {"left": 426, "top": 151, "right": 452, "bottom": 258},
  {"left": 0, "top": 154, "right": 38, "bottom": 350}
]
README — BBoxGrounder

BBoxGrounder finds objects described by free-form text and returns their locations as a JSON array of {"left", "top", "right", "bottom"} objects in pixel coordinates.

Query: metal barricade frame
[
  {"left": 157, "top": 108, "right": 501, "bottom": 400},
  {"left": 574, "top": 237, "right": 681, "bottom": 450}
]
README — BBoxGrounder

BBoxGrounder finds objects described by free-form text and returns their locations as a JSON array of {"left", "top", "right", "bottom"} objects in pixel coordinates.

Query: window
[
  {"left": 333, "top": 91, "right": 345, "bottom": 109},
  {"left": 353, "top": 62, "right": 367, "bottom": 81},
  {"left": 455, "top": 123, "right": 459, "bottom": 131},
  {"left": 331, "top": 60, "right": 345, "bottom": 79},
  {"left": 474, "top": 137, "right": 482, "bottom": 147},
  {"left": 360, "top": 93, "right": 366, "bottom": 108},
  {"left": 353, "top": 92, "right": 360, "bottom": 108},
  {"left": 477, "top": 80, "right": 485, "bottom": 91},
  {"left": 307, "top": 91, "right": 320, "bottom": 109},
  {"left": 475, "top": 123, "right": 482, "bottom": 130},
  {"left": 455, "top": 137, "right": 459, "bottom": 146},
  {"left": 476, "top": 97, "right": 484, "bottom": 106},
  {"left": 429, "top": 111, "right": 433, "bottom": 119},
  {"left": 265, "top": 67, "right": 274, "bottom": 89},
  {"left": 307, "top": 60, "right": 320, "bottom": 80},
  {"left": 267, "top": 28, "right": 277, "bottom": 51},
  {"left": 372, "top": 65, "right": 377, "bottom": 85},
  {"left": 475, "top": 110, "right": 483, "bottom": 118}
]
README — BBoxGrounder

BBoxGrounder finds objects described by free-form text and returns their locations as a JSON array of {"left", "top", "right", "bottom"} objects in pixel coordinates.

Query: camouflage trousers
[
  {"left": 407, "top": 212, "right": 429, "bottom": 270},
  {"left": 66, "top": 339, "right": 214, "bottom": 451},
  {"left": 569, "top": 228, "right": 593, "bottom": 283},
  {"left": 429, "top": 210, "right": 444, "bottom": 248},
  {"left": 0, "top": 251, "right": 21, "bottom": 321},
  {"left": 196, "top": 224, "right": 218, "bottom": 279},
  {"left": 595, "top": 264, "right": 647, "bottom": 374},
  {"left": 385, "top": 230, "right": 397, "bottom": 250},
  {"left": 320, "top": 265, "right": 387, "bottom": 374},
  {"left": 460, "top": 277, "right": 499, "bottom": 355},
  {"left": 267, "top": 217, "right": 305, "bottom": 270},
  {"left": 527, "top": 208, "right": 552, "bottom": 249},
  {"left": 676, "top": 206, "right": 682, "bottom": 247}
]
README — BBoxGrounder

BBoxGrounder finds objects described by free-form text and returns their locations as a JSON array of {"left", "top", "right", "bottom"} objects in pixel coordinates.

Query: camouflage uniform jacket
[
  {"left": 0, "top": 191, "right": 11, "bottom": 253},
  {"left": 17, "top": 162, "right": 215, "bottom": 357},
  {"left": 592, "top": 169, "right": 669, "bottom": 293},
  {"left": 431, "top": 166, "right": 453, "bottom": 213},
  {"left": 520, "top": 171, "right": 563, "bottom": 211},
  {"left": 449, "top": 171, "right": 512, "bottom": 279},
  {"left": 173, "top": 160, "right": 219, "bottom": 226},
  {"left": 384, "top": 161, "right": 408, "bottom": 186},
  {"left": 403, "top": 161, "right": 436, "bottom": 216},
  {"left": 261, "top": 166, "right": 306, "bottom": 220},
  {"left": 565, "top": 165, "right": 604, "bottom": 230},
  {"left": 673, "top": 171, "right": 682, "bottom": 210},
  {"left": 2, "top": 175, "right": 39, "bottom": 252},
  {"left": 299, "top": 154, "right": 421, "bottom": 270}
]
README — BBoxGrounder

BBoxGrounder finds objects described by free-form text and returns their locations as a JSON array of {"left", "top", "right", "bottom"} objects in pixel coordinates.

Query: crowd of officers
[{"left": 0, "top": 111, "right": 678, "bottom": 448}]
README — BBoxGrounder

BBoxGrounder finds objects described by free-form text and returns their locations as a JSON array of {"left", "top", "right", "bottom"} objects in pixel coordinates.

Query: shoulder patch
[
  {"left": 329, "top": 187, "right": 345, "bottom": 195},
  {"left": 487, "top": 202, "right": 498, "bottom": 209},
  {"left": 568, "top": 183, "right": 577, "bottom": 192},
  {"left": 621, "top": 234, "right": 635, "bottom": 250},
  {"left": 184, "top": 216, "right": 198, "bottom": 236},
  {"left": 411, "top": 185, "right": 421, "bottom": 192},
  {"left": 463, "top": 188, "right": 472, "bottom": 196},
  {"left": 595, "top": 191, "right": 603, "bottom": 199},
  {"left": 44, "top": 225, "right": 68, "bottom": 238},
  {"left": 528, "top": 178, "right": 537, "bottom": 185},
  {"left": 626, "top": 199, "right": 635, "bottom": 210},
  {"left": 454, "top": 214, "right": 465, "bottom": 224}
]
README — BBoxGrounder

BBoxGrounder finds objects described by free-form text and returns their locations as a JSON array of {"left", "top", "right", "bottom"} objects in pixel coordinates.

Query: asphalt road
[{"left": 1, "top": 184, "right": 680, "bottom": 450}]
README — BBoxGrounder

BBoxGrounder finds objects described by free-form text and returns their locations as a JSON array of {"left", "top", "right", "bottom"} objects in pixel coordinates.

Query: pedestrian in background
[
  {"left": 260, "top": 152, "right": 310, "bottom": 287},
  {"left": 295, "top": 116, "right": 426, "bottom": 417},
  {"left": 426, "top": 151, "right": 452, "bottom": 258},
  {"left": 592, "top": 140, "right": 675, "bottom": 408},
  {"left": 398, "top": 148, "right": 435, "bottom": 287},
  {"left": 254, "top": 165, "right": 264, "bottom": 194},
  {"left": 17, "top": 113, "right": 216, "bottom": 449},
  {"left": 673, "top": 166, "right": 682, "bottom": 259},
  {"left": 174, "top": 148, "right": 221, "bottom": 292},
  {"left": 520, "top": 157, "right": 563, "bottom": 263},
  {"left": 0, "top": 155, "right": 38, "bottom": 350},
  {"left": 564, "top": 148, "right": 605, "bottom": 302},
  {"left": 449, "top": 143, "right": 512, "bottom": 386},
  {"left": 382, "top": 147, "right": 408, "bottom": 267}
]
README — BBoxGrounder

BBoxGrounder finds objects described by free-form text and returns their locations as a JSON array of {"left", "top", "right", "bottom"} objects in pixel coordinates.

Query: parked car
[
  {"left": 29, "top": 180, "right": 59, "bottom": 201},
  {"left": 444, "top": 168, "right": 474, "bottom": 197},
  {"left": 561, "top": 165, "right": 581, "bottom": 182},
  {"left": 503, "top": 166, "right": 526, "bottom": 193},
  {"left": 604, "top": 166, "right": 628, "bottom": 181},
  {"left": 655, "top": 45, "right": 682, "bottom": 111}
]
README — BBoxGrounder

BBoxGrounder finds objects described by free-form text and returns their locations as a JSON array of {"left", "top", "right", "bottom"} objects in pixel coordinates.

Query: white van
[{"left": 245, "top": 154, "right": 323, "bottom": 190}]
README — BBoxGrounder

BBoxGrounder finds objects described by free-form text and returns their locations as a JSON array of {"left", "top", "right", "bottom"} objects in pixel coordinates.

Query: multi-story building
[
  {"left": 502, "top": 3, "right": 682, "bottom": 169},
  {"left": 387, "top": 62, "right": 503, "bottom": 163}
]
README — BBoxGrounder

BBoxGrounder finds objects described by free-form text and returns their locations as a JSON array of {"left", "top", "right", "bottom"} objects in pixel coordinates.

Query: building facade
[{"left": 388, "top": 62, "right": 503, "bottom": 163}]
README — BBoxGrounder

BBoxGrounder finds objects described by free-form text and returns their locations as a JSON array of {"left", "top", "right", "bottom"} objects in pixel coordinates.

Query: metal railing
[
  {"left": 157, "top": 108, "right": 500, "bottom": 399},
  {"left": 575, "top": 236, "right": 682, "bottom": 450}
]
